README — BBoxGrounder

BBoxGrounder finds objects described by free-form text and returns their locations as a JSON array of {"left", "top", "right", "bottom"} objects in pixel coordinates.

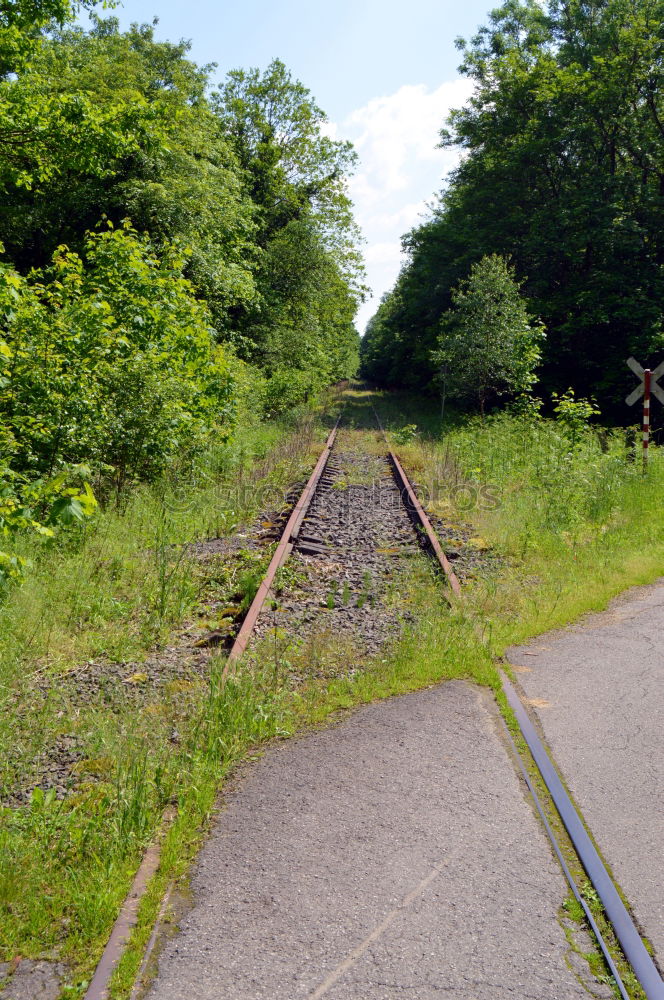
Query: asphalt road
[
  {"left": 508, "top": 580, "right": 664, "bottom": 966},
  {"left": 146, "top": 681, "right": 587, "bottom": 999}
]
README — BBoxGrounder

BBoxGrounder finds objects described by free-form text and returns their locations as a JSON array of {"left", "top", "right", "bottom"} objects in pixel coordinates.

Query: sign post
[
  {"left": 626, "top": 357, "right": 664, "bottom": 467},
  {"left": 643, "top": 368, "right": 651, "bottom": 462}
]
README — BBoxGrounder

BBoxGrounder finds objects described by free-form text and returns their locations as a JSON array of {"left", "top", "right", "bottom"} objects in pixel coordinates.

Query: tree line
[
  {"left": 361, "top": 0, "right": 664, "bottom": 422},
  {"left": 0, "top": 0, "right": 363, "bottom": 578}
]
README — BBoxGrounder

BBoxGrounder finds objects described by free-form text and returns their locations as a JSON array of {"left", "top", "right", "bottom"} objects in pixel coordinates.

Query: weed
[
  {"left": 0, "top": 404, "right": 330, "bottom": 984},
  {"left": 3, "top": 384, "right": 663, "bottom": 1000},
  {"left": 326, "top": 581, "right": 339, "bottom": 609},
  {"left": 392, "top": 423, "right": 419, "bottom": 445}
]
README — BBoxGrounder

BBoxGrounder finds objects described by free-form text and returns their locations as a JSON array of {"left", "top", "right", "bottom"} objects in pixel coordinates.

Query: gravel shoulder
[
  {"left": 145, "top": 682, "right": 589, "bottom": 1000},
  {"left": 507, "top": 579, "right": 664, "bottom": 966}
]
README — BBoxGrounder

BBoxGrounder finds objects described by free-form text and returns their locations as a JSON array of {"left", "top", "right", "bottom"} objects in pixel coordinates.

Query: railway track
[
  {"left": 223, "top": 412, "right": 663, "bottom": 1000},
  {"left": 86, "top": 410, "right": 664, "bottom": 1000},
  {"left": 225, "top": 412, "right": 459, "bottom": 672}
]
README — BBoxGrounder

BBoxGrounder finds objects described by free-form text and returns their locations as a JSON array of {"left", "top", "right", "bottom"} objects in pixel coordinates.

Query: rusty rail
[
  {"left": 373, "top": 409, "right": 462, "bottom": 598},
  {"left": 224, "top": 417, "right": 341, "bottom": 672}
]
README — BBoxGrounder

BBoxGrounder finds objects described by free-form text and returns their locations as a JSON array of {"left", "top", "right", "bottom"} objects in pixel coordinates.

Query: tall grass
[
  {"left": 389, "top": 404, "right": 664, "bottom": 647},
  {"left": 0, "top": 402, "right": 330, "bottom": 981},
  {"left": 443, "top": 411, "right": 643, "bottom": 544}
]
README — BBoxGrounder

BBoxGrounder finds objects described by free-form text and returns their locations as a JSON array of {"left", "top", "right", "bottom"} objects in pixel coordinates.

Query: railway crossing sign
[
  {"left": 625, "top": 358, "right": 664, "bottom": 405},
  {"left": 626, "top": 357, "right": 664, "bottom": 465}
]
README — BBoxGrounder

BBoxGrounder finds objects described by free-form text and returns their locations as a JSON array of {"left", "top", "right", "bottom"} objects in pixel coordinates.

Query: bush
[
  {"left": 0, "top": 225, "right": 237, "bottom": 489},
  {"left": 262, "top": 368, "right": 317, "bottom": 417},
  {"left": 0, "top": 460, "right": 97, "bottom": 587}
]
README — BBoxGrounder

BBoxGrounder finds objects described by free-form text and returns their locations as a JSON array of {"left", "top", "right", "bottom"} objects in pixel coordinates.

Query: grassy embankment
[
  {"left": 2, "top": 384, "right": 662, "bottom": 998},
  {"left": 0, "top": 401, "right": 335, "bottom": 993},
  {"left": 111, "top": 386, "right": 662, "bottom": 998}
]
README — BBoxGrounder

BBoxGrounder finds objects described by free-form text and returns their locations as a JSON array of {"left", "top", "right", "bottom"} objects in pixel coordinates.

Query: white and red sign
[{"left": 626, "top": 357, "right": 664, "bottom": 463}]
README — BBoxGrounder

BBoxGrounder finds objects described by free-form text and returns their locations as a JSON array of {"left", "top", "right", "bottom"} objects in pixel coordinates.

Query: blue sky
[{"left": 85, "top": 0, "right": 495, "bottom": 329}]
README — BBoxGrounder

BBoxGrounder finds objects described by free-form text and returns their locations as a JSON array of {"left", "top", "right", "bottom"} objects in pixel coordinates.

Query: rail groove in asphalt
[{"left": 509, "top": 580, "right": 664, "bottom": 976}]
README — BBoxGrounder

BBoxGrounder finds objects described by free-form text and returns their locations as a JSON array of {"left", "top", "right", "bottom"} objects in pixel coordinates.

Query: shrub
[
  {"left": 0, "top": 459, "right": 97, "bottom": 587},
  {"left": 0, "top": 225, "right": 237, "bottom": 490},
  {"left": 262, "top": 367, "right": 317, "bottom": 416}
]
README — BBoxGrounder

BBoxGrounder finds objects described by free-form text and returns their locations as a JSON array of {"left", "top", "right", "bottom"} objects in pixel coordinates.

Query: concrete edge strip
[
  {"left": 502, "top": 673, "right": 664, "bottom": 1000},
  {"left": 129, "top": 882, "right": 174, "bottom": 1000},
  {"left": 84, "top": 809, "right": 176, "bottom": 1000}
]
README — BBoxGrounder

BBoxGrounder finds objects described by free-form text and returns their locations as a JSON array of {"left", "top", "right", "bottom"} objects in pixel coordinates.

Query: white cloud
[
  {"left": 329, "top": 78, "right": 474, "bottom": 332},
  {"left": 364, "top": 241, "right": 403, "bottom": 265},
  {"left": 319, "top": 120, "right": 339, "bottom": 141},
  {"left": 347, "top": 80, "right": 471, "bottom": 199},
  {"left": 379, "top": 201, "right": 431, "bottom": 231}
]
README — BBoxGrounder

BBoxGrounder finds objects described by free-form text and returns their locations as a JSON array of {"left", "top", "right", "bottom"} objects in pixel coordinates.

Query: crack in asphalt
[{"left": 308, "top": 853, "right": 462, "bottom": 998}]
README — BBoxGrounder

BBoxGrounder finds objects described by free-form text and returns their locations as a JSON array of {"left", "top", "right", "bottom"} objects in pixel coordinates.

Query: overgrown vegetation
[
  {"left": 361, "top": 0, "right": 664, "bottom": 419},
  {"left": 0, "top": 401, "right": 331, "bottom": 983},
  {"left": 113, "top": 386, "right": 663, "bottom": 1000},
  {"left": 1, "top": 382, "right": 662, "bottom": 996},
  {"left": 373, "top": 387, "right": 664, "bottom": 648},
  {"left": 0, "top": 0, "right": 363, "bottom": 579},
  {"left": 2, "top": 0, "right": 662, "bottom": 993},
  {"left": 0, "top": 0, "right": 366, "bottom": 982}
]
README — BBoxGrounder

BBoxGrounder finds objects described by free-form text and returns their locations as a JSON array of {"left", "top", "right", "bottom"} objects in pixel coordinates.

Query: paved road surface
[
  {"left": 508, "top": 580, "right": 664, "bottom": 966},
  {"left": 146, "top": 682, "right": 587, "bottom": 999}
]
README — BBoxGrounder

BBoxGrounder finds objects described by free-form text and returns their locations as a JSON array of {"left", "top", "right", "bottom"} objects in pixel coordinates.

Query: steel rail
[
  {"left": 500, "top": 718, "right": 630, "bottom": 1000},
  {"left": 373, "top": 409, "right": 462, "bottom": 597},
  {"left": 371, "top": 405, "right": 662, "bottom": 995},
  {"left": 503, "top": 674, "right": 664, "bottom": 1000},
  {"left": 224, "top": 417, "right": 341, "bottom": 672}
]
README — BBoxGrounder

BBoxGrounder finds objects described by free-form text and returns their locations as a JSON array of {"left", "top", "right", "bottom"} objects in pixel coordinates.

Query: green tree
[
  {"left": 432, "top": 255, "right": 544, "bottom": 414},
  {"left": 213, "top": 59, "right": 364, "bottom": 374},
  {"left": 364, "top": 0, "right": 664, "bottom": 417},
  {"left": 214, "top": 59, "right": 358, "bottom": 251},
  {"left": 1, "top": 11, "right": 363, "bottom": 506},
  {"left": 0, "top": 19, "right": 258, "bottom": 336},
  {"left": 0, "top": 0, "right": 101, "bottom": 73},
  {"left": 0, "top": 2, "right": 159, "bottom": 200},
  {"left": 0, "top": 225, "right": 236, "bottom": 488}
]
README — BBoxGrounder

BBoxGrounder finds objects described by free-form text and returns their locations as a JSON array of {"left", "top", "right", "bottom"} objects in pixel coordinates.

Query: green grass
[
  {"left": 0, "top": 400, "right": 335, "bottom": 988},
  {"left": 2, "top": 384, "right": 662, "bottom": 998},
  {"left": 371, "top": 388, "right": 664, "bottom": 654}
]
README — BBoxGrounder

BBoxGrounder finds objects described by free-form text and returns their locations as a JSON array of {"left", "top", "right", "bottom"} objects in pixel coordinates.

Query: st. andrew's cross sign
[{"left": 626, "top": 357, "right": 664, "bottom": 464}]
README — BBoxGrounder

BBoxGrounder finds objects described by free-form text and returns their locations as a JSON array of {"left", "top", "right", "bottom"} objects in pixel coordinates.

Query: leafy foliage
[
  {"left": 361, "top": 0, "right": 664, "bottom": 418},
  {"left": 213, "top": 59, "right": 362, "bottom": 379},
  {"left": 0, "top": 461, "right": 97, "bottom": 585},
  {"left": 552, "top": 389, "right": 601, "bottom": 448},
  {"left": 0, "top": 9, "right": 363, "bottom": 582},
  {"left": 432, "top": 255, "right": 544, "bottom": 414},
  {"left": 0, "top": 225, "right": 236, "bottom": 488},
  {"left": 0, "top": 18, "right": 258, "bottom": 332}
]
